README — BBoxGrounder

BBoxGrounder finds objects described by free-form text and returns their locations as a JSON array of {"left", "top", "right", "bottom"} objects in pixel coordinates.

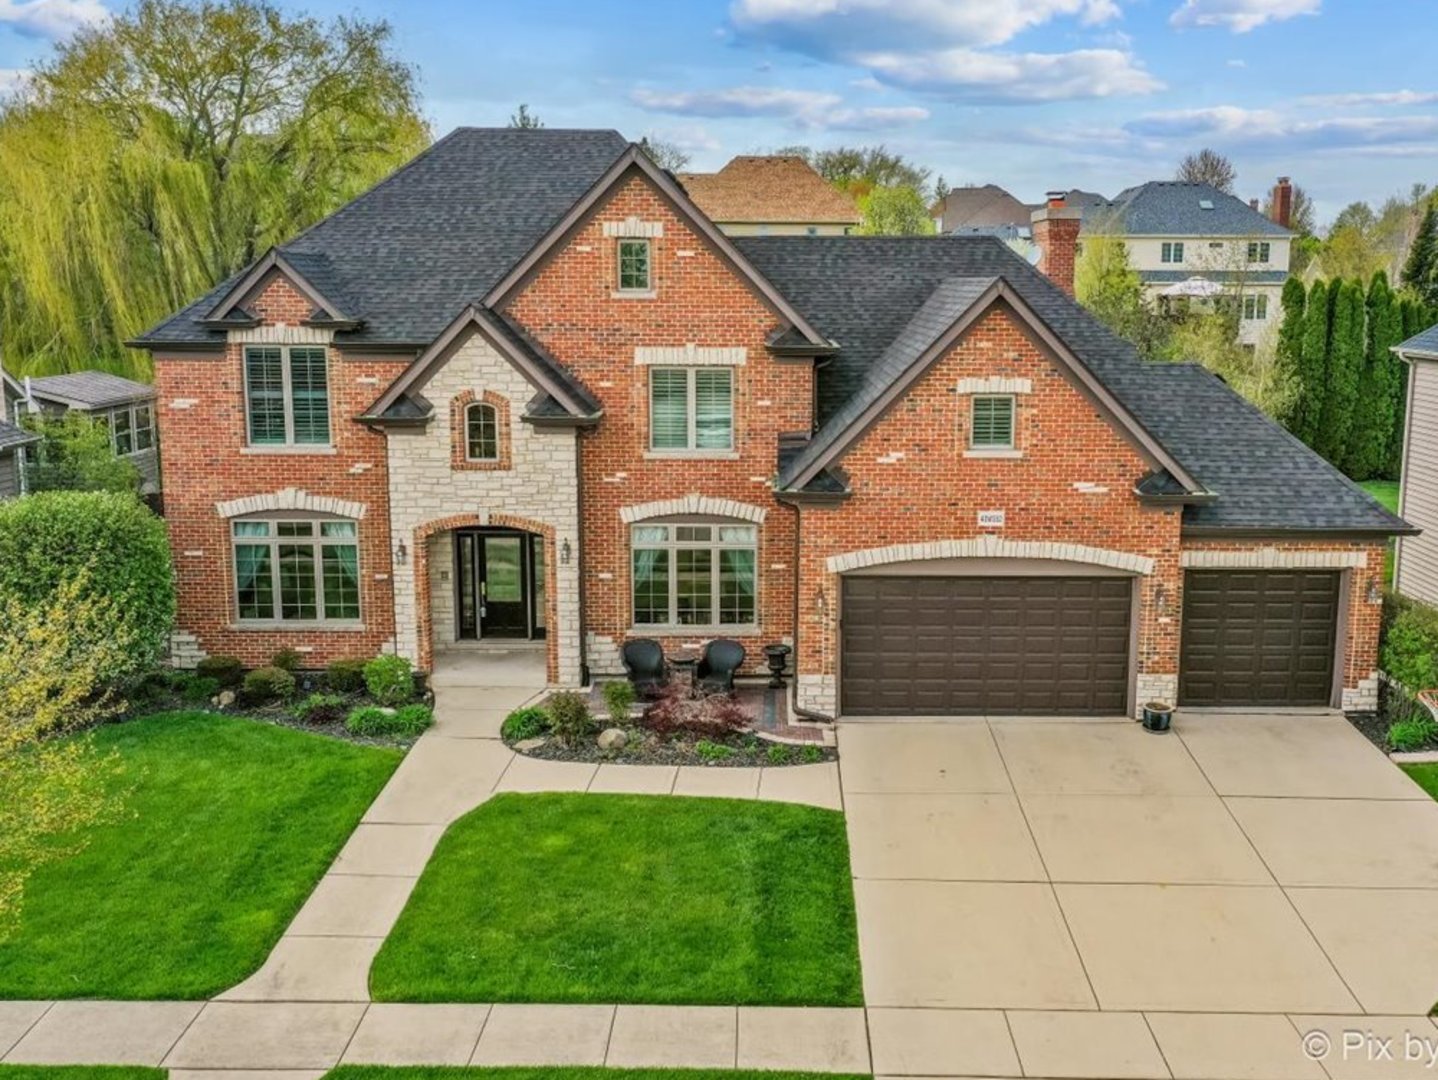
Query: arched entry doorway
[{"left": 453, "top": 527, "right": 547, "bottom": 641}]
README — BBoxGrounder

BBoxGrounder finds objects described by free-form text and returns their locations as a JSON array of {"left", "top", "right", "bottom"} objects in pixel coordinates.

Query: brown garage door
[
  {"left": 840, "top": 576, "right": 1132, "bottom": 716},
  {"left": 1179, "top": 570, "right": 1340, "bottom": 707}
]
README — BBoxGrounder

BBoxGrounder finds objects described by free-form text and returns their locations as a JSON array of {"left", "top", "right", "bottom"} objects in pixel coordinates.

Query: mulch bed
[
  {"left": 511, "top": 725, "right": 835, "bottom": 767},
  {"left": 1347, "top": 709, "right": 1438, "bottom": 755}
]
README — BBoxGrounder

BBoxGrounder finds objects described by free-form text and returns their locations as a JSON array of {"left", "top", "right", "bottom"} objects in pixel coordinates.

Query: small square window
[
  {"left": 618, "top": 239, "right": 651, "bottom": 291},
  {"left": 971, "top": 395, "right": 1015, "bottom": 449},
  {"left": 1161, "top": 241, "right": 1185, "bottom": 264}
]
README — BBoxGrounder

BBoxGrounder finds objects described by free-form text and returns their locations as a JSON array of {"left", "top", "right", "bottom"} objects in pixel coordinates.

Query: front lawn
[
  {"left": 369, "top": 793, "right": 862, "bottom": 1006},
  {"left": 0, "top": 712, "right": 400, "bottom": 999},
  {"left": 0, "top": 1071, "right": 163, "bottom": 1080},
  {"left": 1403, "top": 763, "right": 1438, "bottom": 799},
  {"left": 328, "top": 1071, "right": 866, "bottom": 1080},
  {"left": 1362, "top": 480, "right": 1401, "bottom": 585}
]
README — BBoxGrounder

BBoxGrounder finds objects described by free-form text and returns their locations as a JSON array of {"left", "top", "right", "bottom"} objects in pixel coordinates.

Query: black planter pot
[
  {"left": 1141, "top": 702, "right": 1174, "bottom": 733},
  {"left": 762, "top": 644, "right": 792, "bottom": 689}
]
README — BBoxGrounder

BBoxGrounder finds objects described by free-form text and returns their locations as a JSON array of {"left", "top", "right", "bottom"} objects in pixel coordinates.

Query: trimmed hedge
[
  {"left": 1382, "top": 592, "right": 1438, "bottom": 692},
  {"left": 0, "top": 491, "right": 173, "bottom": 677}
]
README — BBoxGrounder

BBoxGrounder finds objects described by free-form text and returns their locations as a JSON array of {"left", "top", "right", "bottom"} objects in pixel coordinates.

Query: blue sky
[{"left": 0, "top": 0, "right": 1434, "bottom": 222}]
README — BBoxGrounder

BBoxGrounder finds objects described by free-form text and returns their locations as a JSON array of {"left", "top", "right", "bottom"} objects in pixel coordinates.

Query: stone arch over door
[{"left": 413, "top": 511, "right": 559, "bottom": 681}]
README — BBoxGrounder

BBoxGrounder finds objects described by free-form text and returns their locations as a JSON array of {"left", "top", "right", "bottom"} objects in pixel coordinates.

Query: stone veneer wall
[{"left": 384, "top": 326, "right": 581, "bottom": 684}]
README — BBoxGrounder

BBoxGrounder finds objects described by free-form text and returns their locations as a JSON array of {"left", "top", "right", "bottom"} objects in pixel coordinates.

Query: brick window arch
[{"left": 450, "top": 390, "right": 512, "bottom": 471}]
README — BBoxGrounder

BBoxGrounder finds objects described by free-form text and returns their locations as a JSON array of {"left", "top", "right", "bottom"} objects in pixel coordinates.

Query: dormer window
[
  {"left": 466, "top": 402, "right": 499, "bottom": 462},
  {"left": 618, "top": 239, "right": 651, "bottom": 292}
]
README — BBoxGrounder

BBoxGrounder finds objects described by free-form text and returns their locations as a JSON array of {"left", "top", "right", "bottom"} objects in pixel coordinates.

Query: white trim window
[
  {"left": 631, "top": 521, "right": 757, "bottom": 628},
  {"left": 970, "top": 395, "right": 1015, "bottom": 449},
  {"left": 244, "top": 345, "right": 330, "bottom": 446},
  {"left": 466, "top": 401, "right": 499, "bottom": 461},
  {"left": 617, "top": 238, "right": 651, "bottom": 292},
  {"left": 1161, "top": 241, "right": 1185, "bottom": 264},
  {"left": 95, "top": 402, "right": 155, "bottom": 456},
  {"left": 1242, "top": 294, "right": 1270, "bottom": 320},
  {"left": 649, "top": 367, "right": 733, "bottom": 452},
  {"left": 1247, "top": 241, "right": 1271, "bottom": 264},
  {"left": 232, "top": 517, "right": 360, "bottom": 623}
]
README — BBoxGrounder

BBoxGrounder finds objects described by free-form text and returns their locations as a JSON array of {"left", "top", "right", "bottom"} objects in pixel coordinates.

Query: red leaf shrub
[{"left": 641, "top": 684, "right": 752, "bottom": 739}]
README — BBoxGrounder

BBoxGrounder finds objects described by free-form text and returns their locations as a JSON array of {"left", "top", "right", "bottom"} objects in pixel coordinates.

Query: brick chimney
[
  {"left": 1032, "top": 191, "right": 1082, "bottom": 297},
  {"left": 1249, "top": 198, "right": 1260, "bottom": 210},
  {"left": 1271, "top": 176, "right": 1293, "bottom": 229}
]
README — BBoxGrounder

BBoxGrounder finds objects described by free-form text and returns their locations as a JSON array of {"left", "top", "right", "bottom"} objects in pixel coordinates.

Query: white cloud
[
  {"left": 858, "top": 46, "right": 1162, "bottom": 102},
  {"left": 0, "top": 67, "right": 30, "bottom": 93},
  {"left": 1226, "top": 58, "right": 1246, "bottom": 67},
  {"left": 0, "top": 0, "right": 108, "bottom": 39},
  {"left": 1298, "top": 89, "right": 1438, "bottom": 107},
  {"left": 1169, "top": 0, "right": 1319, "bottom": 33},
  {"left": 629, "top": 85, "right": 930, "bottom": 130},
  {"left": 1124, "top": 104, "right": 1438, "bottom": 152}
]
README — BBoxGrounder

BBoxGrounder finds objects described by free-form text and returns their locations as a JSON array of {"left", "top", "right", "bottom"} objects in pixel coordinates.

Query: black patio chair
[
  {"left": 621, "top": 638, "right": 669, "bottom": 698},
  {"left": 696, "top": 638, "right": 745, "bottom": 695}
]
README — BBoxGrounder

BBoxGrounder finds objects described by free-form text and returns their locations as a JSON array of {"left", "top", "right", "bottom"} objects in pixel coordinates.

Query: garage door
[
  {"left": 1179, "top": 570, "right": 1340, "bottom": 707},
  {"left": 840, "top": 576, "right": 1132, "bottom": 716}
]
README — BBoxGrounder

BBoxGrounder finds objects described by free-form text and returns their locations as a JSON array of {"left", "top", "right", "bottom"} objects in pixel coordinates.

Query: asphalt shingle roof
[
  {"left": 0, "top": 419, "right": 37, "bottom": 451},
  {"left": 136, "top": 128, "right": 630, "bottom": 346},
  {"left": 678, "top": 156, "right": 861, "bottom": 225},
  {"left": 1098, "top": 181, "right": 1291, "bottom": 238},
  {"left": 25, "top": 371, "right": 154, "bottom": 410},
  {"left": 1399, "top": 324, "right": 1438, "bottom": 357},
  {"left": 737, "top": 233, "right": 1401, "bottom": 532}
]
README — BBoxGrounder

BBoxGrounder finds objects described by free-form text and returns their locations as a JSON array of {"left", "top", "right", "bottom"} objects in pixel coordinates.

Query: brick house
[{"left": 132, "top": 128, "right": 1412, "bottom": 717}]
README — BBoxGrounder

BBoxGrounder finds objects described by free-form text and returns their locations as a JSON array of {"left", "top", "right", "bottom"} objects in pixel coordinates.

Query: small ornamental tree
[
  {"left": 0, "top": 491, "right": 174, "bottom": 677},
  {"left": 24, "top": 412, "right": 140, "bottom": 494},
  {"left": 857, "top": 185, "right": 935, "bottom": 236},
  {"left": 1293, "top": 279, "right": 1332, "bottom": 449},
  {"left": 1273, "top": 276, "right": 1307, "bottom": 434},
  {"left": 1402, "top": 202, "right": 1438, "bottom": 305},
  {"left": 1315, "top": 280, "right": 1364, "bottom": 467}
]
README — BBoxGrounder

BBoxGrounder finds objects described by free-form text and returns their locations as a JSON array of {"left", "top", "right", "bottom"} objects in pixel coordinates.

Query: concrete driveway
[{"left": 839, "top": 709, "right": 1438, "bottom": 1016}]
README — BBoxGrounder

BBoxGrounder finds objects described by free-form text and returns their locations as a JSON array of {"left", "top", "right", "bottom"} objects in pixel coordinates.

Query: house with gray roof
[
  {"left": 12, "top": 369, "right": 160, "bottom": 495},
  {"left": 1394, "top": 325, "right": 1438, "bottom": 607},
  {"left": 0, "top": 366, "right": 38, "bottom": 499},
  {"left": 131, "top": 127, "right": 1405, "bottom": 718},
  {"left": 1085, "top": 179, "right": 1294, "bottom": 346}
]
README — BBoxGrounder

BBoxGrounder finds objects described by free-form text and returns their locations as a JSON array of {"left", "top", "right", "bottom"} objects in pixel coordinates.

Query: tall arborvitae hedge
[
  {"left": 1347, "top": 273, "right": 1401, "bottom": 480},
  {"left": 1292, "top": 279, "right": 1332, "bottom": 448},
  {"left": 1274, "top": 277, "right": 1307, "bottom": 432},
  {"left": 1315, "top": 280, "right": 1364, "bottom": 465}
]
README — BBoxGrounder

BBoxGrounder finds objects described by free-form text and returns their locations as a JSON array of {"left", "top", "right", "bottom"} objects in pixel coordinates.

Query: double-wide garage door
[
  {"left": 841, "top": 576, "right": 1132, "bottom": 716},
  {"left": 1179, "top": 570, "right": 1339, "bottom": 707}
]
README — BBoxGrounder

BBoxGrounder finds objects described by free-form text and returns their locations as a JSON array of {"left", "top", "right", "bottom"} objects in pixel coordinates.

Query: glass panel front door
[
  {"left": 481, "top": 535, "right": 526, "bottom": 636},
  {"left": 454, "top": 530, "right": 546, "bottom": 640}
]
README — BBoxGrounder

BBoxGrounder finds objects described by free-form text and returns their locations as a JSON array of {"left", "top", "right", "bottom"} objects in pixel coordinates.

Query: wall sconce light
[
  {"left": 561, "top": 539, "right": 572, "bottom": 565},
  {"left": 1154, "top": 584, "right": 1170, "bottom": 616},
  {"left": 1367, "top": 578, "right": 1382, "bottom": 605},
  {"left": 395, "top": 540, "right": 408, "bottom": 566}
]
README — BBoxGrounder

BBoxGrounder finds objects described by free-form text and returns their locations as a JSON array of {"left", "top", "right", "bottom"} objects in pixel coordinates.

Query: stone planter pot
[{"left": 1141, "top": 701, "right": 1174, "bottom": 734}]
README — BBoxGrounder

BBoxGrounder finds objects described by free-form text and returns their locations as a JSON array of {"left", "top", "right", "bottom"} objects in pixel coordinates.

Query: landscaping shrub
[
  {"left": 501, "top": 706, "right": 550, "bottom": 742},
  {"left": 1388, "top": 715, "right": 1438, "bottom": 752},
  {"left": 195, "top": 655, "right": 244, "bottom": 688},
  {"left": 271, "top": 648, "right": 302, "bottom": 673},
  {"left": 695, "top": 739, "right": 734, "bottom": 762},
  {"left": 546, "top": 690, "right": 593, "bottom": 747},
  {"left": 602, "top": 680, "right": 636, "bottom": 726},
  {"left": 345, "top": 703, "right": 433, "bottom": 737},
  {"left": 292, "top": 692, "right": 346, "bottom": 724},
  {"left": 1382, "top": 593, "right": 1438, "bottom": 691},
  {"left": 326, "top": 657, "right": 368, "bottom": 693},
  {"left": 641, "top": 684, "right": 750, "bottom": 739},
  {"left": 364, "top": 654, "right": 415, "bottom": 707},
  {"left": 0, "top": 491, "right": 173, "bottom": 678},
  {"left": 766, "top": 743, "right": 794, "bottom": 765},
  {"left": 242, "top": 665, "right": 296, "bottom": 703},
  {"left": 178, "top": 674, "right": 221, "bottom": 704}
]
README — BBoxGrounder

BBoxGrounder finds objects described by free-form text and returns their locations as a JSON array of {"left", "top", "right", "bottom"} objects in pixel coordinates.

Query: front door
[{"left": 455, "top": 530, "right": 542, "bottom": 640}]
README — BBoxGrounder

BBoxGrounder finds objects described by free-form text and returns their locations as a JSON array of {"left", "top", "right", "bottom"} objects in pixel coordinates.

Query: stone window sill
[
  {"left": 628, "top": 626, "right": 760, "bottom": 638},
  {"left": 611, "top": 289, "right": 657, "bottom": 300},
  {"left": 963, "top": 448, "right": 1023, "bottom": 460},
  {"left": 230, "top": 621, "right": 367, "bottom": 632},
  {"left": 240, "top": 445, "right": 338, "bottom": 456},
  {"left": 643, "top": 450, "right": 740, "bottom": 461}
]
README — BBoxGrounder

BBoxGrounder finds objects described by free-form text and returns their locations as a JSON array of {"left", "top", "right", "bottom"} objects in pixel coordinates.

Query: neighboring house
[
  {"left": 932, "top": 184, "right": 1035, "bottom": 235},
  {"left": 132, "top": 127, "right": 1408, "bottom": 717},
  {"left": 0, "top": 367, "right": 38, "bottom": 498},
  {"left": 1394, "top": 325, "right": 1438, "bottom": 606},
  {"left": 677, "top": 156, "right": 860, "bottom": 236},
  {"left": 1085, "top": 178, "right": 1293, "bottom": 346},
  {"left": 16, "top": 371, "right": 161, "bottom": 495}
]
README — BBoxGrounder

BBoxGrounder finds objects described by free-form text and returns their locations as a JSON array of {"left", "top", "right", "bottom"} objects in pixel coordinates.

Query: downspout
[
  {"left": 786, "top": 500, "right": 834, "bottom": 724},
  {"left": 576, "top": 426, "right": 589, "bottom": 687}
]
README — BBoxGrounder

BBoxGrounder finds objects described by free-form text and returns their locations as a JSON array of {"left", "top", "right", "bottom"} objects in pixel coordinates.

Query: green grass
[
  {"left": 1402, "top": 764, "right": 1438, "bottom": 799},
  {"left": 0, "top": 712, "right": 401, "bottom": 1000},
  {"left": 326, "top": 1071, "right": 866, "bottom": 1080},
  {"left": 0, "top": 1071, "right": 163, "bottom": 1080},
  {"left": 1361, "top": 481, "right": 1402, "bottom": 585},
  {"left": 369, "top": 793, "right": 863, "bottom": 1006}
]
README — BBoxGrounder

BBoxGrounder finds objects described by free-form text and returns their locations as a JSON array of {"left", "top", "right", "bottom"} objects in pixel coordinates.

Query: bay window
[
  {"left": 233, "top": 517, "right": 360, "bottom": 623},
  {"left": 631, "top": 522, "right": 757, "bottom": 628}
]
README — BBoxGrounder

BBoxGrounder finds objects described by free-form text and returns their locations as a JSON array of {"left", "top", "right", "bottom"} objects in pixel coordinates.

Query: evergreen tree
[
  {"left": 1274, "top": 277, "right": 1307, "bottom": 434},
  {"left": 1346, "top": 273, "right": 1402, "bottom": 480},
  {"left": 1315, "top": 280, "right": 1364, "bottom": 466},
  {"left": 1293, "top": 279, "right": 1332, "bottom": 448},
  {"left": 1403, "top": 203, "right": 1438, "bottom": 305}
]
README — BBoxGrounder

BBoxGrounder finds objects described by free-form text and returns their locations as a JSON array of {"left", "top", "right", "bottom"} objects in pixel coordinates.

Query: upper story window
[
  {"left": 232, "top": 517, "right": 360, "bottom": 624},
  {"left": 1247, "top": 241, "right": 1271, "bottom": 263},
  {"left": 617, "top": 239, "right": 651, "bottom": 292},
  {"left": 1161, "top": 241, "right": 1185, "bottom": 264},
  {"left": 245, "top": 345, "right": 330, "bottom": 446},
  {"left": 970, "top": 395, "right": 1015, "bottom": 450},
  {"left": 1243, "top": 294, "right": 1270, "bottom": 320},
  {"left": 466, "top": 402, "right": 499, "bottom": 461},
  {"left": 95, "top": 402, "right": 154, "bottom": 456},
  {"left": 631, "top": 521, "right": 757, "bottom": 628},
  {"left": 649, "top": 367, "right": 733, "bottom": 453}
]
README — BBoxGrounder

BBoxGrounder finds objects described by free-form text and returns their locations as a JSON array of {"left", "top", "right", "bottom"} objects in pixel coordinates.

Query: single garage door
[
  {"left": 1179, "top": 570, "right": 1340, "bottom": 707},
  {"left": 840, "top": 576, "right": 1132, "bottom": 716}
]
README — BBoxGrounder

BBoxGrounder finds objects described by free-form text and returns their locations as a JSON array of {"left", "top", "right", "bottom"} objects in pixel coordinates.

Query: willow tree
[{"left": 0, "top": 0, "right": 429, "bottom": 378}]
